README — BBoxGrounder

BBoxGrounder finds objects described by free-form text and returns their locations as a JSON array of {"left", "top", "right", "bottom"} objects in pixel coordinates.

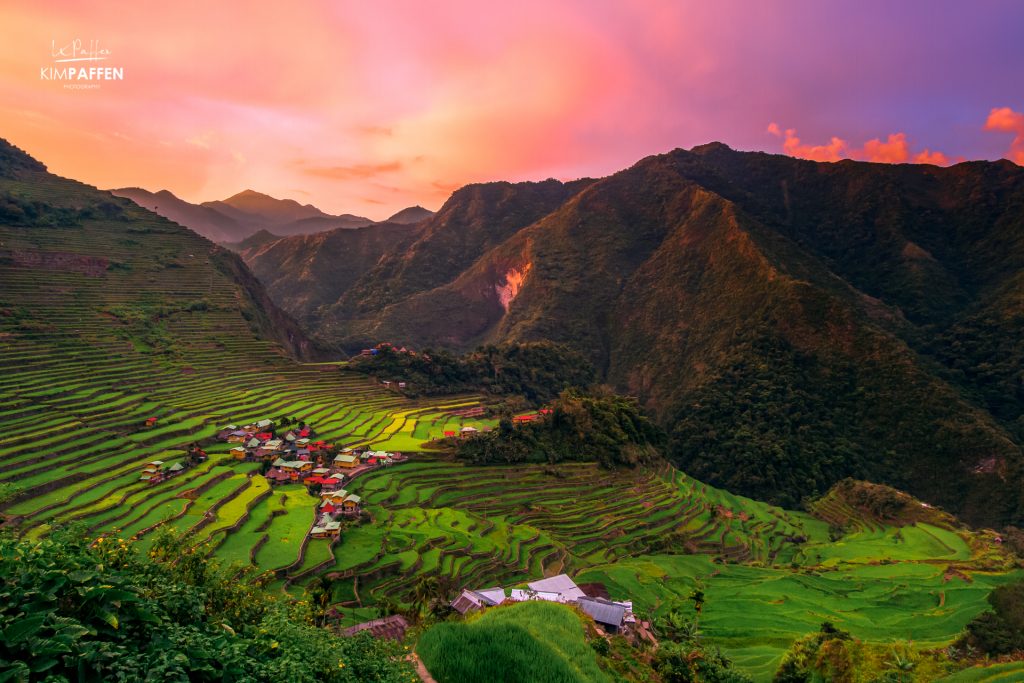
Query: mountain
[
  {"left": 110, "top": 187, "right": 375, "bottom": 241},
  {"left": 386, "top": 204, "right": 434, "bottom": 224},
  {"left": 240, "top": 222, "right": 422, "bottom": 327},
  {"left": 265, "top": 144, "right": 1024, "bottom": 527},
  {"left": 202, "top": 189, "right": 375, "bottom": 236},
  {"left": 207, "top": 189, "right": 329, "bottom": 223},
  {"left": 222, "top": 228, "right": 281, "bottom": 256},
  {"left": 3, "top": 139, "right": 322, "bottom": 360},
  {"left": 109, "top": 187, "right": 249, "bottom": 243}
]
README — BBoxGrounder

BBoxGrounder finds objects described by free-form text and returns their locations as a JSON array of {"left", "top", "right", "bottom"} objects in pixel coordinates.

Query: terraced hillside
[
  {"left": 2, "top": 140, "right": 1021, "bottom": 682},
  {"left": 331, "top": 457, "right": 1019, "bottom": 680},
  {"left": 0, "top": 140, "right": 491, "bottom": 585}
]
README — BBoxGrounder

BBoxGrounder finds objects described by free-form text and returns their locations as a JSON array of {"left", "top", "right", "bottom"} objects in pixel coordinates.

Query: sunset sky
[{"left": 1, "top": 1, "right": 1023, "bottom": 219}]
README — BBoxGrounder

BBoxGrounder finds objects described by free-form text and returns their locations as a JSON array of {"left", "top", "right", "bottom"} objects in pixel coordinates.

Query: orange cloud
[
  {"left": 912, "top": 149, "right": 949, "bottom": 165},
  {"left": 984, "top": 107, "right": 1024, "bottom": 164},
  {"left": 862, "top": 133, "right": 909, "bottom": 163},
  {"left": 768, "top": 123, "right": 847, "bottom": 162},
  {"left": 769, "top": 123, "right": 951, "bottom": 165}
]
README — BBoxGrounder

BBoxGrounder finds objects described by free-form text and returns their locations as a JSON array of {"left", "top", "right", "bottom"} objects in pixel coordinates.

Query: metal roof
[
  {"left": 527, "top": 574, "right": 586, "bottom": 601},
  {"left": 509, "top": 589, "right": 565, "bottom": 603},
  {"left": 473, "top": 587, "right": 506, "bottom": 605},
  {"left": 576, "top": 597, "right": 626, "bottom": 627}
]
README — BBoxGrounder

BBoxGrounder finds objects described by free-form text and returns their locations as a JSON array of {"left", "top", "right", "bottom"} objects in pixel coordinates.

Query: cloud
[
  {"left": 300, "top": 161, "right": 403, "bottom": 180},
  {"left": 769, "top": 123, "right": 951, "bottom": 165},
  {"left": 984, "top": 106, "right": 1024, "bottom": 164},
  {"left": 912, "top": 149, "right": 949, "bottom": 165},
  {"left": 768, "top": 123, "right": 847, "bottom": 161},
  {"left": 862, "top": 133, "right": 909, "bottom": 163}
]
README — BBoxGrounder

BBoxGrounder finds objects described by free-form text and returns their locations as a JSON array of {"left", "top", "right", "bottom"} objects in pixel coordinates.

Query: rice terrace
[
  {"left": 0, "top": 164, "right": 1021, "bottom": 680},
  {"left": 4, "top": 3, "right": 1024, "bottom": 679}
]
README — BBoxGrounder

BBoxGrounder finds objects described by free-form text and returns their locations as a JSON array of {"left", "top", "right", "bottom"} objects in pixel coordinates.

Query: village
[{"left": 138, "top": 417, "right": 403, "bottom": 543}]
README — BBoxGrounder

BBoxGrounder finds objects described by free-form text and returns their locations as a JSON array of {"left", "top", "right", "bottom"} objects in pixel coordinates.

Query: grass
[
  {"left": 576, "top": 554, "right": 1021, "bottom": 680},
  {"left": 418, "top": 601, "right": 611, "bottom": 683},
  {"left": 935, "top": 662, "right": 1024, "bottom": 682}
]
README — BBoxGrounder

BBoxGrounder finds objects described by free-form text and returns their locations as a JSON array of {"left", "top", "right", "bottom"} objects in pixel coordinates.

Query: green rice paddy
[{"left": 1, "top": 171, "right": 1020, "bottom": 681}]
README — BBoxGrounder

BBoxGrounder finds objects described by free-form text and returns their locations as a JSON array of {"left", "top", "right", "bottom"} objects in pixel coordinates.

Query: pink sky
[{"left": 1, "top": 1, "right": 1022, "bottom": 219}]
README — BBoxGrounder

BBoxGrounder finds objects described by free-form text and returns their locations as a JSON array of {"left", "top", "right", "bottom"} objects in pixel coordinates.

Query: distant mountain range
[
  {"left": 109, "top": 187, "right": 432, "bottom": 243},
  {"left": 242, "top": 143, "right": 1024, "bottom": 527}
]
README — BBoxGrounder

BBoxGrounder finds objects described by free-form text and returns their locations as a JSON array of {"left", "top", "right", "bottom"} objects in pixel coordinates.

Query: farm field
[
  {"left": 0, "top": 168, "right": 493, "bottom": 587},
  {"left": 336, "top": 457, "right": 1020, "bottom": 681},
  {"left": 1, "top": 162, "right": 1021, "bottom": 682}
]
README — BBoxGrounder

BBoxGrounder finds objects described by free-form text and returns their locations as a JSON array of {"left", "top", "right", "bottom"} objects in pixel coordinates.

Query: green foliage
[
  {"left": 417, "top": 601, "right": 612, "bottom": 683},
  {"left": 666, "top": 333, "right": 1020, "bottom": 520},
  {"left": 655, "top": 640, "right": 752, "bottom": 683},
  {"left": 0, "top": 190, "right": 126, "bottom": 227},
  {"left": 958, "top": 581, "right": 1024, "bottom": 657},
  {"left": 771, "top": 623, "right": 943, "bottom": 683},
  {"left": 651, "top": 599, "right": 751, "bottom": 683},
  {"left": 773, "top": 622, "right": 857, "bottom": 683},
  {"left": 350, "top": 341, "right": 596, "bottom": 404},
  {"left": 931, "top": 303, "right": 1024, "bottom": 441},
  {"left": 0, "top": 482, "right": 21, "bottom": 505},
  {"left": 455, "top": 388, "right": 664, "bottom": 467},
  {"left": 0, "top": 192, "right": 83, "bottom": 227},
  {"left": 0, "top": 528, "right": 414, "bottom": 682}
]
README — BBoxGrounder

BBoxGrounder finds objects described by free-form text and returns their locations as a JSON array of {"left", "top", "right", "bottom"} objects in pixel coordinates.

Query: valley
[{"left": 1, "top": 138, "right": 1022, "bottom": 682}]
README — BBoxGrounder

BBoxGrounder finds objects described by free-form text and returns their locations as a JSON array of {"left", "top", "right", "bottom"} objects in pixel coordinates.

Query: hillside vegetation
[
  {"left": 0, "top": 528, "right": 413, "bottom": 682},
  {"left": 454, "top": 389, "right": 663, "bottom": 468},
  {"left": 349, "top": 341, "right": 595, "bottom": 402},
  {"left": 0, "top": 138, "right": 492, "bottom": 590},
  {"left": 237, "top": 222, "right": 421, "bottom": 329},
  {"left": 256, "top": 144, "right": 1024, "bottom": 527}
]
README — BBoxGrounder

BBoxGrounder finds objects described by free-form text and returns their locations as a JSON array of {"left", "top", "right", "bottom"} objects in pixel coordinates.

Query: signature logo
[
  {"left": 50, "top": 39, "right": 112, "bottom": 63},
  {"left": 41, "top": 39, "right": 123, "bottom": 89}
]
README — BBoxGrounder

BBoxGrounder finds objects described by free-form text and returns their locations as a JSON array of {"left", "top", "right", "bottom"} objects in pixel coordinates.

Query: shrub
[
  {"left": 958, "top": 581, "right": 1024, "bottom": 656},
  {"left": 0, "top": 527, "right": 414, "bottom": 682}
]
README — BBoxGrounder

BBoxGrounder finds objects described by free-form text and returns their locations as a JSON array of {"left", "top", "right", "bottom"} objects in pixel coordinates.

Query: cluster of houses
[
  {"left": 216, "top": 418, "right": 402, "bottom": 541},
  {"left": 140, "top": 460, "right": 184, "bottom": 483},
  {"left": 261, "top": 447, "right": 397, "bottom": 488},
  {"left": 139, "top": 445, "right": 207, "bottom": 484},
  {"left": 451, "top": 574, "right": 636, "bottom": 634},
  {"left": 309, "top": 486, "right": 364, "bottom": 539}
]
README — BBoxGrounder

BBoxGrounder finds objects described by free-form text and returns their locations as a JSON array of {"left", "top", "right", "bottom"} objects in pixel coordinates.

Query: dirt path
[{"left": 408, "top": 652, "right": 438, "bottom": 683}]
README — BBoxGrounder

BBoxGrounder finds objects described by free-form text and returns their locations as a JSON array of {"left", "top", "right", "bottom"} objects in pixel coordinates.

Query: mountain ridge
[
  {"left": 110, "top": 186, "right": 376, "bottom": 241},
  {"left": 251, "top": 143, "right": 1024, "bottom": 526}
]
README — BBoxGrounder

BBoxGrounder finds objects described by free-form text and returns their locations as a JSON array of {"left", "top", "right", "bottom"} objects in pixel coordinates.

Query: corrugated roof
[
  {"left": 473, "top": 587, "right": 506, "bottom": 605},
  {"left": 527, "top": 574, "right": 586, "bottom": 601},
  {"left": 576, "top": 597, "right": 626, "bottom": 627},
  {"left": 509, "top": 589, "right": 564, "bottom": 603}
]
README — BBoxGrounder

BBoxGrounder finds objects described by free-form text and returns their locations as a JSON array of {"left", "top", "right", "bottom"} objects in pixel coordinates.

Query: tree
[{"left": 957, "top": 581, "right": 1024, "bottom": 657}]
